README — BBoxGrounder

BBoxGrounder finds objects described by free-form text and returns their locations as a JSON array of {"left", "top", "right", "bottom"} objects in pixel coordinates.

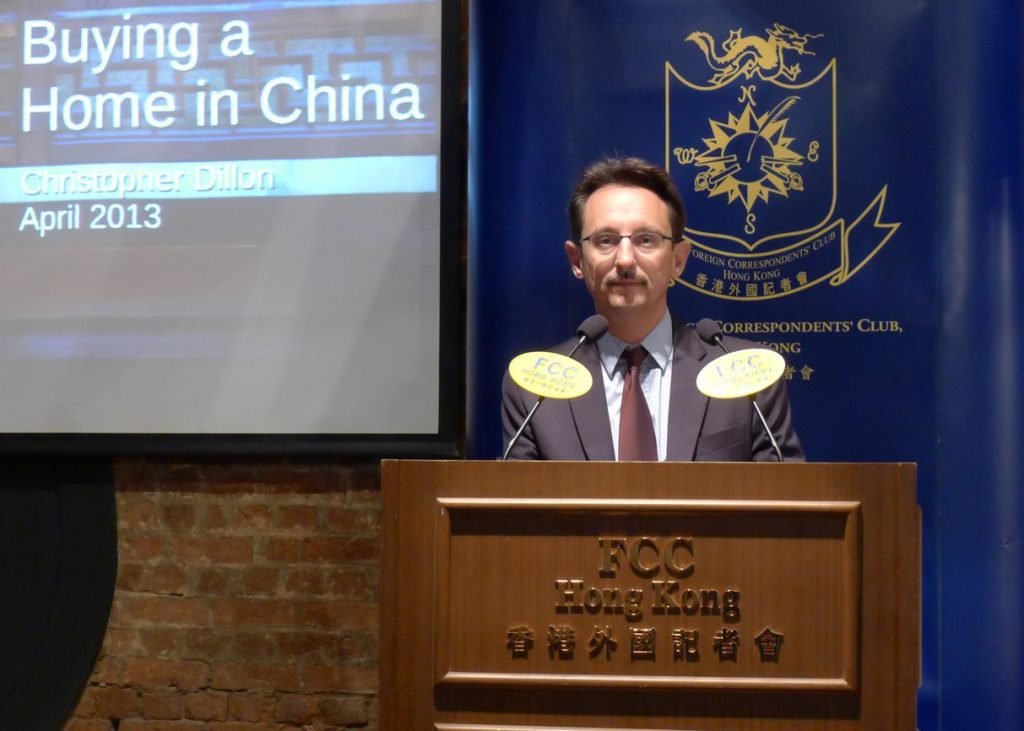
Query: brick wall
[{"left": 66, "top": 457, "right": 383, "bottom": 731}]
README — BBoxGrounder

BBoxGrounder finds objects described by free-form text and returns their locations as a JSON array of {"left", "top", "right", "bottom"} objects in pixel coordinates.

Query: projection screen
[{"left": 0, "top": 0, "right": 461, "bottom": 455}]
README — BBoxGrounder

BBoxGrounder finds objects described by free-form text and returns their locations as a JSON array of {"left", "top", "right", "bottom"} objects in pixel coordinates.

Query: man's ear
[
  {"left": 673, "top": 239, "right": 691, "bottom": 279},
  {"left": 565, "top": 240, "right": 584, "bottom": 279}
]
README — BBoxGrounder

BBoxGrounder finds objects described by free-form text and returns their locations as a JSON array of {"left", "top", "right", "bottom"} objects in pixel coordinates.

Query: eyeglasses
[{"left": 579, "top": 231, "right": 676, "bottom": 252}]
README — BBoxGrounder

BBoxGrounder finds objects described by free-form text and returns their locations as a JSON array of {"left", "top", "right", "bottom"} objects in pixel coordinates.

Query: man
[{"left": 501, "top": 156, "right": 803, "bottom": 461}]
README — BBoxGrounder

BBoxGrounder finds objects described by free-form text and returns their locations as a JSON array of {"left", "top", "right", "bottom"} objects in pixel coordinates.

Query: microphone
[
  {"left": 695, "top": 318, "right": 723, "bottom": 346},
  {"left": 502, "top": 315, "right": 608, "bottom": 461},
  {"left": 572, "top": 315, "right": 610, "bottom": 355},
  {"left": 695, "top": 318, "right": 784, "bottom": 462}
]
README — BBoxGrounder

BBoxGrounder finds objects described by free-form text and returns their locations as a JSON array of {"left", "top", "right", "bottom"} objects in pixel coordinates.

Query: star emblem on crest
[{"left": 693, "top": 98, "right": 805, "bottom": 212}]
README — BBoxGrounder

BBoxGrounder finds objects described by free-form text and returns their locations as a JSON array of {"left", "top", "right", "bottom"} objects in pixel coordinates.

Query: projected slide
[{"left": 0, "top": 0, "right": 450, "bottom": 443}]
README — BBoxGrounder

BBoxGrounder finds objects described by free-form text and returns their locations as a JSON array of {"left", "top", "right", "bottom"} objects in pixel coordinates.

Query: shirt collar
[{"left": 597, "top": 310, "right": 673, "bottom": 378}]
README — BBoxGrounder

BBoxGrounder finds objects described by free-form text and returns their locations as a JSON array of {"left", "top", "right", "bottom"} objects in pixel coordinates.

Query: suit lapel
[
  {"left": 666, "top": 323, "right": 711, "bottom": 461},
  {"left": 568, "top": 342, "right": 615, "bottom": 460}
]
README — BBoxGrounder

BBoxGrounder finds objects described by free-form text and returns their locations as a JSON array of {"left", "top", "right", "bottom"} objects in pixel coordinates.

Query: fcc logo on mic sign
[
  {"left": 696, "top": 348, "right": 786, "bottom": 399},
  {"left": 509, "top": 352, "right": 594, "bottom": 400}
]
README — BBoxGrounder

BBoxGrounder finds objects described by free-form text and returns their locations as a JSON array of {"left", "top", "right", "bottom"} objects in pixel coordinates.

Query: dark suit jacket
[{"left": 501, "top": 318, "right": 804, "bottom": 461}]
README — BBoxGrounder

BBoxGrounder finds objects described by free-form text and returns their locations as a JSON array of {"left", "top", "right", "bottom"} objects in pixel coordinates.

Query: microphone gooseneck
[{"left": 502, "top": 315, "right": 608, "bottom": 461}]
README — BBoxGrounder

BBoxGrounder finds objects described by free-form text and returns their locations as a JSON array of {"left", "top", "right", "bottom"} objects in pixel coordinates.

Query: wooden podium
[{"left": 380, "top": 461, "right": 919, "bottom": 730}]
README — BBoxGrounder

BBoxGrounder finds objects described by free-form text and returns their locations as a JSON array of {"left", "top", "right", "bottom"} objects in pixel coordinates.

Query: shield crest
[{"left": 667, "top": 48, "right": 836, "bottom": 252}]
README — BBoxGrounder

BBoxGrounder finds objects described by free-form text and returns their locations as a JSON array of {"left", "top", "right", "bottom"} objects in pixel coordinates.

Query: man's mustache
[{"left": 607, "top": 272, "right": 647, "bottom": 285}]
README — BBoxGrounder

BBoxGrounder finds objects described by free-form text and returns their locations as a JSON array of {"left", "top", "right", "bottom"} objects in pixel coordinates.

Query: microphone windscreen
[
  {"left": 695, "top": 318, "right": 723, "bottom": 344},
  {"left": 577, "top": 315, "right": 609, "bottom": 343}
]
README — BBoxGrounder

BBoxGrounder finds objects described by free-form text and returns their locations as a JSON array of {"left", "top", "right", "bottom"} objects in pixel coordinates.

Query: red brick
[
  {"left": 174, "top": 536, "right": 253, "bottom": 563},
  {"left": 118, "top": 495, "right": 159, "bottom": 528},
  {"left": 141, "top": 562, "right": 189, "bottom": 595},
  {"left": 194, "top": 567, "right": 233, "bottom": 595},
  {"left": 240, "top": 464, "right": 340, "bottom": 494},
  {"left": 140, "top": 689, "right": 184, "bottom": 720},
  {"left": 199, "top": 503, "right": 229, "bottom": 531},
  {"left": 233, "top": 632, "right": 280, "bottom": 662},
  {"left": 296, "top": 602, "right": 378, "bottom": 631},
  {"left": 273, "top": 694, "right": 320, "bottom": 724},
  {"left": 159, "top": 501, "right": 197, "bottom": 532},
  {"left": 240, "top": 567, "right": 280, "bottom": 595},
  {"left": 304, "top": 665, "right": 378, "bottom": 693},
  {"left": 64, "top": 720, "right": 114, "bottom": 731},
  {"left": 263, "top": 538, "right": 300, "bottom": 562},
  {"left": 73, "top": 686, "right": 98, "bottom": 717},
  {"left": 120, "top": 595, "right": 209, "bottom": 625},
  {"left": 123, "top": 658, "right": 209, "bottom": 690},
  {"left": 325, "top": 631, "right": 377, "bottom": 665},
  {"left": 102, "top": 460, "right": 386, "bottom": 731},
  {"left": 321, "top": 695, "right": 369, "bottom": 725},
  {"left": 301, "top": 537, "right": 379, "bottom": 562},
  {"left": 227, "top": 692, "right": 269, "bottom": 722},
  {"left": 118, "top": 721, "right": 206, "bottom": 731},
  {"left": 278, "top": 504, "right": 319, "bottom": 530},
  {"left": 235, "top": 503, "right": 274, "bottom": 530},
  {"left": 90, "top": 656, "right": 127, "bottom": 685},
  {"left": 138, "top": 627, "right": 186, "bottom": 657},
  {"left": 116, "top": 562, "right": 145, "bottom": 591},
  {"left": 276, "top": 631, "right": 362, "bottom": 666},
  {"left": 121, "top": 534, "right": 166, "bottom": 560},
  {"left": 186, "top": 628, "right": 232, "bottom": 660},
  {"left": 102, "top": 627, "right": 141, "bottom": 656},
  {"left": 325, "top": 506, "right": 379, "bottom": 535},
  {"left": 210, "top": 662, "right": 301, "bottom": 692},
  {"left": 326, "top": 567, "right": 377, "bottom": 601},
  {"left": 92, "top": 687, "right": 140, "bottom": 719},
  {"left": 209, "top": 598, "right": 293, "bottom": 628},
  {"left": 183, "top": 690, "right": 229, "bottom": 721},
  {"left": 346, "top": 466, "right": 382, "bottom": 496},
  {"left": 203, "top": 480, "right": 266, "bottom": 495},
  {"left": 283, "top": 568, "right": 326, "bottom": 596},
  {"left": 274, "top": 631, "right": 326, "bottom": 659},
  {"left": 106, "top": 596, "right": 128, "bottom": 626}
]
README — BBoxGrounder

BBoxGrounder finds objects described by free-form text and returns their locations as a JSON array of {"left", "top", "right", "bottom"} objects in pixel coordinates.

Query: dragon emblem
[{"left": 686, "top": 23, "right": 822, "bottom": 85}]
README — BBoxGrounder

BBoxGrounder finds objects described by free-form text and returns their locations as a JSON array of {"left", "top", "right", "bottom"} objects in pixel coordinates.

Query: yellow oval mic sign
[
  {"left": 696, "top": 348, "right": 786, "bottom": 399},
  {"left": 509, "top": 351, "right": 594, "bottom": 399}
]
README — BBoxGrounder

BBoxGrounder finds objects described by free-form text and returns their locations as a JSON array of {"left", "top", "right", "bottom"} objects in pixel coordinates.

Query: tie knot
[{"left": 623, "top": 346, "right": 648, "bottom": 370}]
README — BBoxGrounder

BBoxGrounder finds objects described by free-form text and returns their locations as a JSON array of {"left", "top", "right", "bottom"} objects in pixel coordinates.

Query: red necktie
[{"left": 618, "top": 346, "right": 657, "bottom": 461}]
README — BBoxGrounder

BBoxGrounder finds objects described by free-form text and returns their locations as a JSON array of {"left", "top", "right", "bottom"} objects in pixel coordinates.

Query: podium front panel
[{"left": 380, "top": 461, "right": 918, "bottom": 730}]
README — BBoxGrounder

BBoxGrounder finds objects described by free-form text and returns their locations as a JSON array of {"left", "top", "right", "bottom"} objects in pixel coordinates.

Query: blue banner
[{"left": 469, "top": 1, "right": 1024, "bottom": 728}]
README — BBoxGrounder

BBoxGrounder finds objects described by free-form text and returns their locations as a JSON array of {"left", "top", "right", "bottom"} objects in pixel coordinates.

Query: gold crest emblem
[{"left": 667, "top": 26, "right": 899, "bottom": 300}]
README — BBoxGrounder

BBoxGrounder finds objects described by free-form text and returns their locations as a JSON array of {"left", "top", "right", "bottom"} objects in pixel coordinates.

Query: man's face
[{"left": 565, "top": 185, "right": 690, "bottom": 338}]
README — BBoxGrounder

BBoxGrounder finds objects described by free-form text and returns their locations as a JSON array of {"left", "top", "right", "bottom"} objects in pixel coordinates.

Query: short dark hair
[{"left": 567, "top": 157, "right": 687, "bottom": 243}]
